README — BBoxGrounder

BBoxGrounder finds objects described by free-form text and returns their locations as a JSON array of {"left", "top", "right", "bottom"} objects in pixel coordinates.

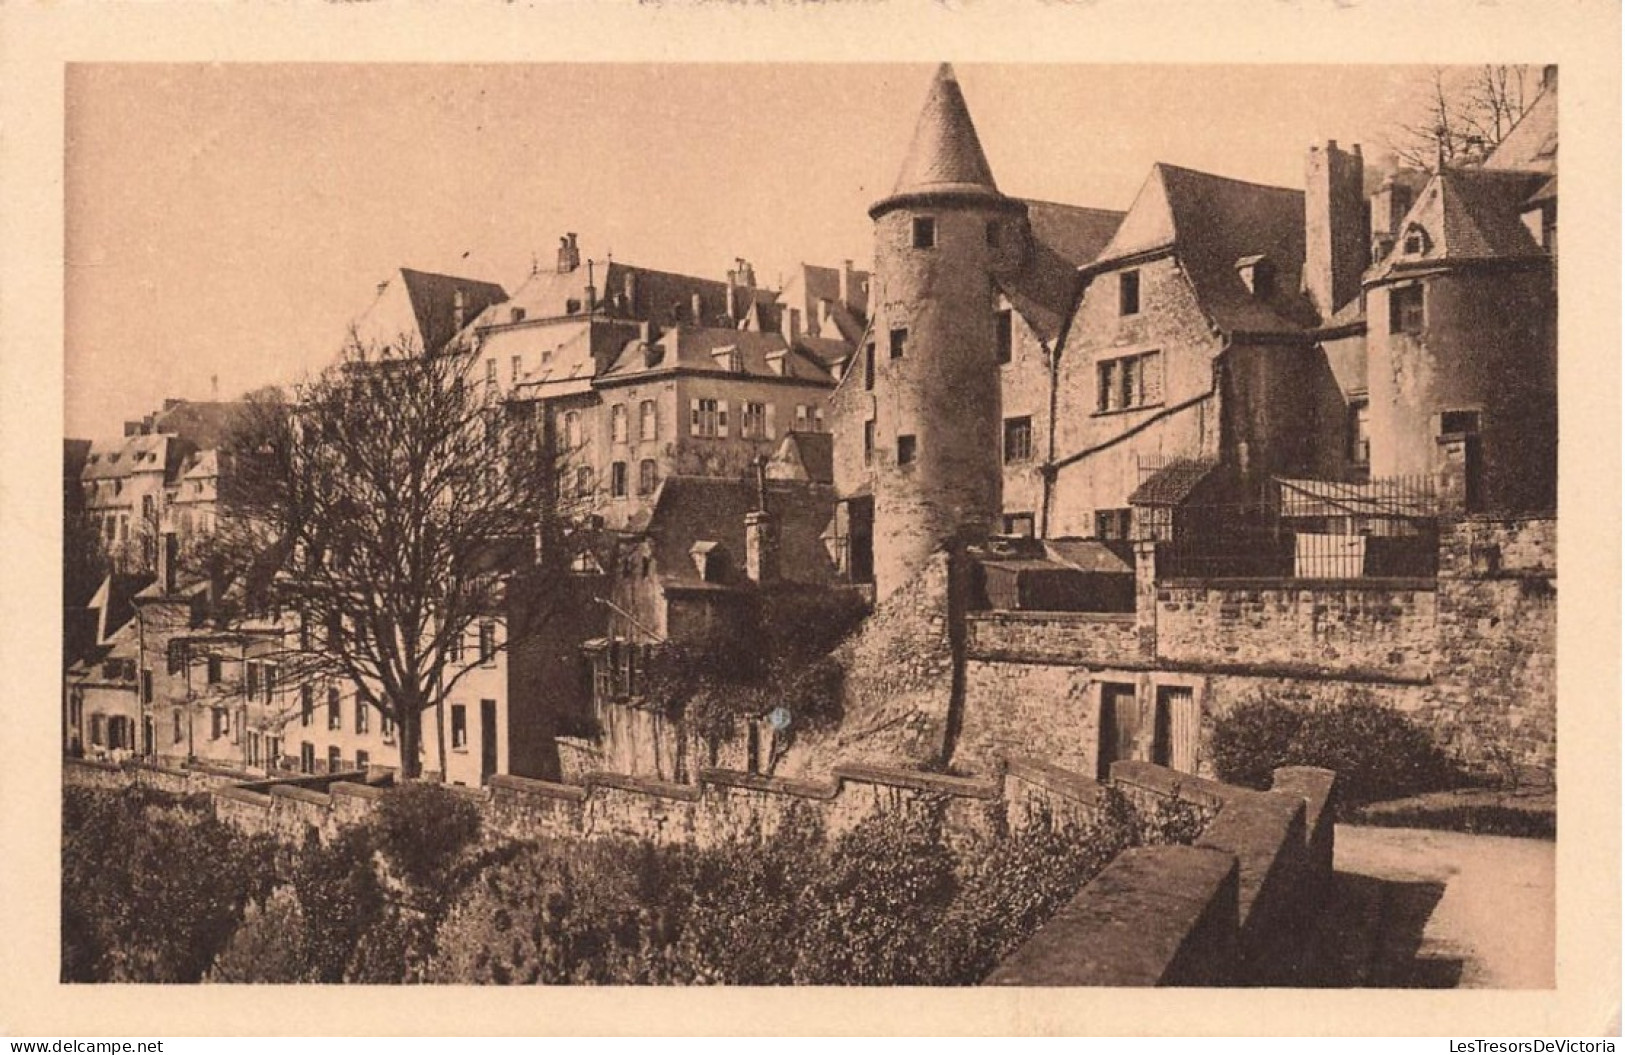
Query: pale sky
[{"left": 66, "top": 63, "right": 1443, "bottom": 441}]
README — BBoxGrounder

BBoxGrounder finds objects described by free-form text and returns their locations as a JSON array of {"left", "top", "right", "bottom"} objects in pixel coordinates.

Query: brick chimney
[
  {"left": 838, "top": 260, "right": 861, "bottom": 313},
  {"left": 584, "top": 259, "right": 597, "bottom": 312},
  {"left": 1303, "top": 140, "right": 1368, "bottom": 322},
  {"left": 744, "top": 459, "right": 777, "bottom": 584},
  {"left": 557, "top": 233, "right": 580, "bottom": 273},
  {"left": 160, "top": 531, "right": 179, "bottom": 595}
]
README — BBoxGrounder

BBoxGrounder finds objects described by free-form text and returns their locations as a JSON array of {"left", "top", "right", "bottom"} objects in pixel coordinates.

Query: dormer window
[
  {"left": 1234, "top": 255, "right": 1275, "bottom": 298},
  {"left": 765, "top": 351, "right": 787, "bottom": 377},
  {"left": 912, "top": 216, "right": 937, "bottom": 249},
  {"left": 690, "top": 540, "right": 725, "bottom": 582},
  {"left": 1401, "top": 224, "right": 1431, "bottom": 257},
  {"left": 510, "top": 307, "right": 526, "bottom": 324},
  {"left": 712, "top": 345, "right": 744, "bottom": 374}
]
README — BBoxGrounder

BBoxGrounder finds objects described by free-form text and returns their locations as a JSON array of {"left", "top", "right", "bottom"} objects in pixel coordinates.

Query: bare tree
[
  {"left": 1387, "top": 65, "right": 1537, "bottom": 171},
  {"left": 206, "top": 332, "right": 593, "bottom": 779}
]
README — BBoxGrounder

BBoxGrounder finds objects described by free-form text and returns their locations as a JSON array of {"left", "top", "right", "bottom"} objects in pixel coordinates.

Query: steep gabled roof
[
  {"left": 1485, "top": 78, "right": 1558, "bottom": 174},
  {"left": 1093, "top": 164, "right": 1316, "bottom": 334},
  {"left": 1367, "top": 167, "right": 1549, "bottom": 281},
  {"left": 998, "top": 200, "right": 1126, "bottom": 343},
  {"left": 149, "top": 400, "right": 249, "bottom": 451},
  {"left": 352, "top": 268, "right": 506, "bottom": 355},
  {"left": 767, "top": 431, "right": 835, "bottom": 485}
]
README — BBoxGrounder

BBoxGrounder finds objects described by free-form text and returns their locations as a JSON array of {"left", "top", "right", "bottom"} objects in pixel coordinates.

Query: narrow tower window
[
  {"left": 889, "top": 328, "right": 909, "bottom": 360},
  {"left": 911, "top": 217, "right": 937, "bottom": 249},
  {"left": 995, "top": 310, "right": 1013, "bottom": 364},
  {"left": 1119, "top": 270, "right": 1141, "bottom": 316},
  {"left": 897, "top": 434, "right": 918, "bottom": 466}
]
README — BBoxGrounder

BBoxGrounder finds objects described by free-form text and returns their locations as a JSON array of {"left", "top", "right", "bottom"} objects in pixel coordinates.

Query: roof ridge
[{"left": 1153, "top": 161, "right": 1304, "bottom": 197}]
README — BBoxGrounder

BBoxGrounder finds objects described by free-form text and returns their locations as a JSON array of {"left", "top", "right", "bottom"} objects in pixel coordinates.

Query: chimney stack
[
  {"left": 1542, "top": 64, "right": 1557, "bottom": 92},
  {"left": 1303, "top": 140, "right": 1367, "bottom": 322},
  {"left": 585, "top": 259, "right": 598, "bottom": 312},
  {"left": 735, "top": 258, "right": 756, "bottom": 289},
  {"left": 780, "top": 305, "right": 802, "bottom": 346},
  {"left": 557, "top": 233, "right": 580, "bottom": 273},
  {"left": 622, "top": 270, "right": 638, "bottom": 314},
  {"left": 838, "top": 260, "right": 857, "bottom": 312},
  {"left": 160, "top": 531, "right": 179, "bottom": 595},
  {"left": 744, "top": 461, "right": 777, "bottom": 585},
  {"left": 453, "top": 288, "right": 468, "bottom": 331},
  {"left": 690, "top": 292, "right": 704, "bottom": 324}
]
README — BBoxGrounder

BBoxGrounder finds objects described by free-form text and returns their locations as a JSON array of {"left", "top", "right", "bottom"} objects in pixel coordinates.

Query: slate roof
[
  {"left": 1484, "top": 78, "right": 1558, "bottom": 175},
  {"left": 1128, "top": 458, "right": 1219, "bottom": 507},
  {"left": 475, "top": 261, "right": 775, "bottom": 334},
  {"left": 1041, "top": 539, "right": 1135, "bottom": 576},
  {"left": 644, "top": 475, "right": 839, "bottom": 591},
  {"left": 768, "top": 431, "right": 835, "bottom": 485},
  {"left": 1367, "top": 167, "right": 1550, "bottom": 281},
  {"left": 1095, "top": 164, "right": 1317, "bottom": 334},
  {"left": 149, "top": 401, "right": 248, "bottom": 451},
  {"left": 874, "top": 64, "right": 1007, "bottom": 213},
  {"left": 353, "top": 268, "right": 507, "bottom": 355},
  {"left": 600, "top": 326, "right": 835, "bottom": 386},
  {"left": 992, "top": 200, "right": 1127, "bottom": 344},
  {"left": 82, "top": 434, "right": 174, "bottom": 481}
]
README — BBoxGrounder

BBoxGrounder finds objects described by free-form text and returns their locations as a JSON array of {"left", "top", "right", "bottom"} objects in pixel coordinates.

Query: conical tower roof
[{"left": 871, "top": 64, "right": 1016, "bottom": 219}]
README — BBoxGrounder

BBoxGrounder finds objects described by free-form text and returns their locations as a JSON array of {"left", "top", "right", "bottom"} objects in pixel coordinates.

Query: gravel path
[{"left": 1313, "top": 825, "right": 1555, "bottom": 988}]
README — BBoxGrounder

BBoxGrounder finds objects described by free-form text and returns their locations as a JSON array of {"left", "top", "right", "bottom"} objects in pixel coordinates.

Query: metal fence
[{"left": 1147, "top": 474, "right": 1442, "bottom": 581}]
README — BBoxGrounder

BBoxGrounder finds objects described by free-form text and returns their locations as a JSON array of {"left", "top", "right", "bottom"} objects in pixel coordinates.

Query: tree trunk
[
  {"left": 434, "top": 694, "right": 447, "bottom": 781},
  {"left": 398, "top": 699, "right": 423, "bottom": 780}
]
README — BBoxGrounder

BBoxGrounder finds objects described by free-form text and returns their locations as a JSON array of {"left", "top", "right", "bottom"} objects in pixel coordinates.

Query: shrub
[
  {"left": 288, "top": 825, "right": 385, "bottom": 982},
  {"left": 373, "top": 782, "right": 483, "bottom": 891},
  {"left": 1211, "top": 694, "right": 1462, "bottom": 811},
  {"left": 1209, "top": 696, "right": 1305, "bottom": 790},
  {"left": 206, "top": 886, "right": 309, "bottom": 983},
  {"left": 61, "top": 786, "right": 276, "bottom": 982},
  {"left": 1285, "top": 699, "right": 1457, "bottom": 808}
]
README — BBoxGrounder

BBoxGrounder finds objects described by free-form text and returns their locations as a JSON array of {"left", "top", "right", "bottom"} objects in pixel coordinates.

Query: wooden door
[
  {"left": 1097, "top": 683, "right": 1139, "bottom": 780},
  {"left": 480, "top": 699, "right": 499, "bottom": 784},
  {"left": 1154, "top": 685, "right": 1199, "bottom": 773}
]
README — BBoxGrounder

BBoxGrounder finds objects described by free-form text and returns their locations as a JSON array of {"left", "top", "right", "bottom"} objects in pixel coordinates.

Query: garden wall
[{"left": 986, "top": 763, "right": 1337, "bottom": 986}]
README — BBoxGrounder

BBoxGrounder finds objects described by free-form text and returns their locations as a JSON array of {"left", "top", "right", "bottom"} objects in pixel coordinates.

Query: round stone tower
[{"left": 867, "top": 64, "right": 1027, "bottom": 601}]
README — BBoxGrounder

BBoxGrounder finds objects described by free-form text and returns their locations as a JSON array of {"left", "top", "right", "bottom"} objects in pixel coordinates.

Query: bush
[
  {"left": 1209, "top": 696, "right": 1305, "bottom": 791},
  {"left": 62, "top": 786, "right": 277, "bottom": 982},
  {"left": 1211, "top": 694, "right": 1461, "bottom": 810},
  {"left": 374, "top": 782, "right": 483, "bottom": 890}
]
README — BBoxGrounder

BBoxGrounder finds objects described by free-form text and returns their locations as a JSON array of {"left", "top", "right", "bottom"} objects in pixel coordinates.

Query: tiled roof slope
[
  {"left": 1368, "top": 168, "right": 1549, "bottom": 280},
  {"left": 1096, "top": 164, "right": 1317, "bottom": 334},
  {"left": 1000, "top": 200, "right": 1126, "bottom": 343},
  {"left": 601, "top": 327, "right": 835, "bottom": 385},
  {"left": 645, "top": 476, "right": 839, "bottom": 590}
]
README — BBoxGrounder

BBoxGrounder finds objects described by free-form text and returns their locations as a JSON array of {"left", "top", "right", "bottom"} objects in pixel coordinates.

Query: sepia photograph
[{"left": 58, "top": 59, "right": 1561, "bottom": 989}]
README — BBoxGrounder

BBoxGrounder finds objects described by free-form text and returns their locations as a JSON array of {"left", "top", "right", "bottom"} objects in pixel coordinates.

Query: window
[
  {"left": 90, "top": 715, "right": 105, "bottom": 747},
  {"left": 479, "top": 622, "right": 497, "bottom": 665},
  {"left": 356, "top": 750, "right": 370, "bottom": 771},
  {"left": 140, "top": 669, "right": 153, "bottom": 704},
  {"left": 381, "top": 711, "right": 396, "bottom": 744},
  {"left": 563, "top": 410, "right": 582, "bottom": 450},
  {"left": 611, "top": 461, "right": 629, "bottom": 499},
  {"left": 245, "top": 661, "right": 260, "bottom": 699},
  {"left": 511, "top": 355, "right": 523, "bottom": 383},
  {"left": 1002, "top": 513, "right": 1036, "bottom": 538},
  {"left": 449, "top": 626, "right": 465, "bottom": 664},
  {"left": 1390, "top": 284, "right": 1424, "bottom": 335},
  {"left": 863, "top": 420, "right": 876, "bottom": 466},
  {"left": 995, "top": 310, "right": 1013, "bottom": 364},
  {"left": 167, "top": 639, "right": 186, "bottom": 675},
  {"left": 1119, "top": 270, "right": 1141, "bottom": 316},
  {"left": 206, "top": 655, "right": 222, "bottom": 685},
  {"left": 451, "top": 705, "right": 468, "bottom": 750},
  {"left": 575, "top": 466, "right": 594, "bottom": 497},
  {"left": 889, "top": 327, "right": 908, "bottom": 360},
  {"left": 690, "top": 398, "right": 726, "bottom": 438},
  {"left": 1003, "top": 416, "right": 1033, "bottom": 464},
  {"left": 911, "top": 216, "right": 937, "bottom": 249},
  {"left": 897, "top": 434, "right": 918, "bottom": 466},
  {"left": 986, "top": 220, "right": 1001, "bottom": 247},
  {"left": 327, "top": 686, "right": 341, "bottom": 730},
  {"left": 638, "top": 459, "right": 658, "bottom": 495},
  {"left": 1440, "top": 410, "right": 1481, "bottom": 436},
  {"left": 210, "top": 707, "right": 224, "bottom": 741},
  {"left": 1095, "top": 508, "right": 1133, "bottom": 540},
  {"left": 300, "top": 685, "right": 313, "bottom": 727},
  {"left": 639, "top": 400, "right": 658, "bottom": 441},
  {"left": 610, "top": 404, "right": 628, "bottom": 443},
  {"left": 173, "top": 710, "right": 184, "bottom": 744},
  {"left": 863, "top": 341, "right": 876, "bottom": 390},
  {"left": 741, "top": 401, "right": 770, "bottom": 439},
  {"left": 355, "top": 698, "right": 368, "bottom": 735},
  {"left": 328, "top": 746, "right": 342, "bottom": 773},
  {"left": 1096, "top": 351, "right": 1163, "bottom": 412},
  {"left": 1401, "top": 225, "right": 1430, "bottom": 256},
  {"left": 300, "top": 742, "right": 315, "bottom": 774},
  {"left": 1349, "top": 400, "right": 1371, "bottom": 466},
  {"left": 262, "top": 663, "right": 276, "bottom": 705}
]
